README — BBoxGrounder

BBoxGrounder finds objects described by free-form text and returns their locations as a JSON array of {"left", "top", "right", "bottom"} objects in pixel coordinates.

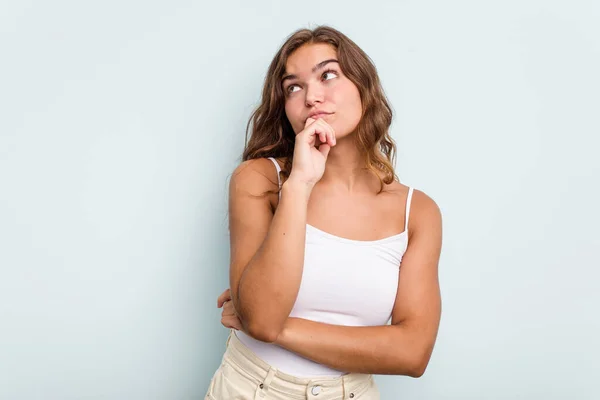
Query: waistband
[{"left": 223, "top": 330, "right": 374, "bottom": 399}]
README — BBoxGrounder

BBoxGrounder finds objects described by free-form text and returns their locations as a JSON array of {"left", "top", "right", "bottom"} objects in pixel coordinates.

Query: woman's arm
[
  {"left": 230, "top": 119, "right": 335, "bottom": 342},
  {"left": 229, "top": 159, "right": 311, "bottom": 343},
  {"left": 274, "top": 190, "right": 443, "bottom": 377}
]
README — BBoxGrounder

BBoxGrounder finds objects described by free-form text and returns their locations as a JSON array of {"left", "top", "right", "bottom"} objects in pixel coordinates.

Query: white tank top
[{"left": 235, "top": 157, "right": 413, "bottom": 377}]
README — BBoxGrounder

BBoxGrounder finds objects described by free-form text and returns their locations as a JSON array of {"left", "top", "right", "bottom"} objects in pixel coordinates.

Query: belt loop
[{"left": 254, "top": 366, "right": 277, "bottom": 399}]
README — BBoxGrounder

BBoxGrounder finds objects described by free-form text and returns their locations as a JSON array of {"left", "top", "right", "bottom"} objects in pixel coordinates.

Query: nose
[{"left": 305, "top": 83, "right": 324, "bottom": 107}]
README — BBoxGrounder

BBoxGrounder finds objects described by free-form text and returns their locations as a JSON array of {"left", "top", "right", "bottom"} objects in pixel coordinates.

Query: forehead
[{"left": 285, "top": 43, "right": 338, "bottom": 74}]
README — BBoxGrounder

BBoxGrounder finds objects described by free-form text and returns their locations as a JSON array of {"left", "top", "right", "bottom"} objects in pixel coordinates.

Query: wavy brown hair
[{"left": 243, "top": 25, "right": 397, "bottom": 193}]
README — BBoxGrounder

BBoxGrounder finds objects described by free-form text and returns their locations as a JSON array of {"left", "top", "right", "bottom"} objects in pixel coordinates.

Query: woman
[{"left": 206, "top": 25, "right": 443, "bottom": 400}]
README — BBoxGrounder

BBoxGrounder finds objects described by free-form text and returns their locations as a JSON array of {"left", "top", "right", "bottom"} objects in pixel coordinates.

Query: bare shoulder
[
  {"left": 384, "top": 180, "right": 442, "bottom": 234},
  {"left": 408, "top": 187, "right": 443, "bottom": 237},
  {"left": 230, "top": 157, "right": 281, "bottom": 196}
]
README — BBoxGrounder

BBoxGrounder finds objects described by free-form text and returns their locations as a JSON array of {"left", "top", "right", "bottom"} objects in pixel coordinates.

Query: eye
[
  {"left": 322, "top": 69, "right": 338, "bottom": 81},
  {"left": 286, "top": 84, "right": 301, "bottom": 94}
]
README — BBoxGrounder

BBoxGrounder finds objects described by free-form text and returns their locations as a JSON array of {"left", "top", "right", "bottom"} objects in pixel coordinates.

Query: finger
[
  {"left": 221, "top": 302, "right": 235, "bottom": 315},
  {"left": 217, "top": 288, "right": 231, "bottom": 308},
  {"left": 221, "top": 309, "right": 235, "bottom": 318},
  {"left": 222, "top": 302, "right": 236, "bottom": 316},
  {"left": 313, "top": 119, "right": 329, "bottom": 145},
  {"left": 315, "top": 134, "right": 322, "bottom": 147},
  {"left": 320, "top": 119, "right": 336, "bottom": 146},
  {"left": 300, "top": 118, "right": 330, "bottom": 146},
  {"left": 221, "top": 316, "right": 235, "bottom": 329},
  {"left": 318, "top": 143, "right": 331, "bottom": 158},
  {"left": 320, "top": 131, "right": 327, "bottom": 144},
  {"left": 315, "top": 119, "right": 335, "bottom": 146},
  {"left": 305, "top": 117, "right": 316, "bottom": 128},
  {"left": 222, "top": 301, "right": 234, "bottom": 314},
  {"left": 221, "top": 316, "right": 243, "bottom": 331},
  {"left": 330, "top": 125, "right": 336, "bottom": 146}
]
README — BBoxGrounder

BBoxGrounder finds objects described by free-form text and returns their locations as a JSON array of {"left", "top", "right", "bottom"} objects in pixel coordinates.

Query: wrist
[{"left": 282, "top": 178, "right": 313, "bottom": 200}]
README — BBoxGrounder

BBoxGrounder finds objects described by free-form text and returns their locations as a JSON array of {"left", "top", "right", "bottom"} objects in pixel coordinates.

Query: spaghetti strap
[
  {"left": 405, "top": 187, "right": 414, "bottom": 232},
  {"left": 267, "top": 157, "right": 282, "bottom": 198}
]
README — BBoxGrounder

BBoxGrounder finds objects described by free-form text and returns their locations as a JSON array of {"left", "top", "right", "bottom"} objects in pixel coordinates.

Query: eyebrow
[{"left": 281, "top": 59, "right": 339, "bottom": 84}]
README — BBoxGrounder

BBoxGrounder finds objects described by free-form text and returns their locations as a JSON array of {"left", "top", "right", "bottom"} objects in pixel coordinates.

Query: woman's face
[{"left": 282, "top": 43, "right": 362, "bottom": 139}]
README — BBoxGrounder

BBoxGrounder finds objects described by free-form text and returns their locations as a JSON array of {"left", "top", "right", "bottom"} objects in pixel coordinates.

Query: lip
[{"left": 306, "top": 111, "right": 334, "bottom": 121}]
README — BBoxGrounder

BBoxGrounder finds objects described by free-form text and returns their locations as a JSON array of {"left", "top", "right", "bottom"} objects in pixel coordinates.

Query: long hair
[{"left": 243, "top": 25, "right": 397, "bottom": 193}]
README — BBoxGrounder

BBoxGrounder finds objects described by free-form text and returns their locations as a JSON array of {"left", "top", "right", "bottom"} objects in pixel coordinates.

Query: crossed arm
[{"left": 222, "top": 173, "right": 443, "bottom": 377}]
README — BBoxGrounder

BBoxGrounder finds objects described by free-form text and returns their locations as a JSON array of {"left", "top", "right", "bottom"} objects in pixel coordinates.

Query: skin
[
  {"left": 220, "top": 43, "right": 443, "bottom": 377},
  {"left": 283, "top": 43, "right": 361, "bottom": 146}
]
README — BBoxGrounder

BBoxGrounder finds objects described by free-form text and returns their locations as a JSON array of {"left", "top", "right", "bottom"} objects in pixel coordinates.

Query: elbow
[
  {"left": 244, "top": 320, "right": 282, "bottom": 343},
  {"left": 406, "top": 351, "right": 432, "bottom": 378},
  {"left": 236, "top": 302, "right": 285, "bottom": 343},
  {"left": 407, "top": 361, "right": 427, "bottom": 378}
]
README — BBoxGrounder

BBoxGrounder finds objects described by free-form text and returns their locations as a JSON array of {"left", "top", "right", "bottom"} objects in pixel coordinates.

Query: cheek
[
  {"left": 347, "top": 86, "right": 363, "bottom": 117},
  {"left": 284, "top": 101, "right": 303, "bottom": 134},
  {"left": 333, "top": 86, "right": 362, "bottom": 130}
]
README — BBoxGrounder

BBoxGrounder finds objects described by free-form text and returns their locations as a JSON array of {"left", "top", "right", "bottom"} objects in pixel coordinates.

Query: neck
[{"left": 318, "top": 136, "right": 377, "bottom": 193}]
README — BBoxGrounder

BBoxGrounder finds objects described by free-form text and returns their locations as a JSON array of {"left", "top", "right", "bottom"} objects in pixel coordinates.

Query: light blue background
[{"left": 1, "top": 0, "right": 599, "bottom": 398}]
